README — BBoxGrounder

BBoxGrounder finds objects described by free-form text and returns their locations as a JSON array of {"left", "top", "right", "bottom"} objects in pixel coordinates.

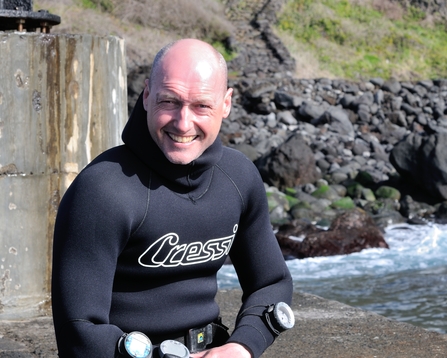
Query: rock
[
  {"left": 298, "top": 101, "right": 326, "bottom": 121},
  {"left": 255, "top": 133, "right": 321, "bottom": 191},
  {"left": 275, "top": 219, "right": 322, "bottom": 258},
  {"left": 331, "top": 196, "right": 356, "bottom": 209},
  {"left": 361, "top": 188, "right": 376, "bottom": 201},
  {"left": 434, "top": 201, "right": 447, "bottom": 222},
  {"left": 277, "top": 110, "right": 298, "bottom": 125},
  {"left": 276, "top": 208, "right": 389, "bottom": 259},
  {"left": 372, "top": 209, "right": 407, "bottom": 227},
  {"left": 266, "top": 186, "right": 291, "bottom": 224},
  {"left": 375, "top": 186, "right": 401, "bottom": 201},
  {"left": 311, "top": 184, "right": 341, "bottom": 201},
  {"left": 382, "top": 79, "right": 402, "bottom": 94},
  {"left": 399, "top": 195, "right": 436, "bottom": 219},
  {"left": 313, "top": 106, "right": 355, "bottom": 137},
  {"left": 370, "top": 77, "right": 384, "bottom": 87},
  {"left": 352, "top": 91, "right": 374, "bottom": 108},
  {"left": 274, "top": 90, "right": 303, "bottom": 109},
  {"left": 390, "top": 132, "right": 447, "bottom": 201},
  {"left": 232, "top": 143, "right": 260, "bottom": 161}
]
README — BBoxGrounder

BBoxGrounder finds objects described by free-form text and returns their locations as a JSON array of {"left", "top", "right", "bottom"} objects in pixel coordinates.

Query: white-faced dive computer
[
  {"left": 264, "top": 302, "right": 295, "bottom": 335},
  {"left": 118, "top": 331, "right": 152, "bottom": 358},
  {"left": 158, "top": 339, "right": 190, "bottom": 358}
]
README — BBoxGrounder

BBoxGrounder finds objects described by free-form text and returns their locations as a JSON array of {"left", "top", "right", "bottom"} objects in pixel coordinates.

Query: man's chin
[
  {"left": 164, "top": 151, "right": 199, "bottom": 165},
  {"left": 158, "top": 139, "right": 207, "bottom": 165}
]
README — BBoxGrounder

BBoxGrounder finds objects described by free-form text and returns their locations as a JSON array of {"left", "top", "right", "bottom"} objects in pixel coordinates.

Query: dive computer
[
  {"left": 158, "top": 339, "right": 190, "bottom": 358},
  {"left": 118, "top": 331, "right": 152, "bottom": 358},
  {"left": 264, "top": 302, "right": 295, "bottom": 335}
]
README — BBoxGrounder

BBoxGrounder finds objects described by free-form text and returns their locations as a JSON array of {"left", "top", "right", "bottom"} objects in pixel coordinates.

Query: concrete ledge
[{"left": 1, "top": 290, "right": 446, "bottom": 357}]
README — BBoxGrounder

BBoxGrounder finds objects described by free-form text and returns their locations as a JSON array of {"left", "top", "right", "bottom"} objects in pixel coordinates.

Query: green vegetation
[
  {"left": 79, "top": 0, "right": 113, "bottom": 11},
  {"left": 212, "top": 40, "right": 238, "bottom": 62},
  {"left": 97, "top": 0, "right": 114, "bottom": 12},
  {"left": 375, "top": 186, "right": 401, "bottom": 200},
  {"left": 311, "top": 185, "right": 330, "bottom": 198},
  {"left": 78, "top": 0, "right": 96, "bottom": 9},
  {"left": 285, "top": 194, "right": 300, "bottom": 208},
  {"left": 276, "top": 0, "right": 447, "bottom": 80},
  {"left": 331, "top": 197, "right": 355, "bottom": 209}
]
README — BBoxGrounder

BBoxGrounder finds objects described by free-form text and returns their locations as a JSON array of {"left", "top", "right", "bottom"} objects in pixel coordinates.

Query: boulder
[
  {"left": 276, "top": 208, "right": 389, "bottom": 259},
  {"left": 312, "top": 106, "right": 355, "bottom": 137},
  {"left": 255, "top": 133, "right": 321, "bottom": 191},
  {"left": 390, "top": 132, "right": 447, "bottom": 200}
]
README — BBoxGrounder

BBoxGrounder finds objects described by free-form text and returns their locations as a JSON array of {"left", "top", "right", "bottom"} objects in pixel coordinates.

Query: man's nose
[{"left": 175, "top": 105, "right": 193, "bottom": 131}]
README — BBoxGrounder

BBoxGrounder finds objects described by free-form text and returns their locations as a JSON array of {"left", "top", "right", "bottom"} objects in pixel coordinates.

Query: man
[{"left": 52, "top": 39, "right": 293, "bottom": 358}]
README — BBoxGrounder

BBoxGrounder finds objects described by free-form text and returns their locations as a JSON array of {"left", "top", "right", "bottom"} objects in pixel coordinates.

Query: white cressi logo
[{"left": 138, "top": 224, "right": 238, "bottom": 268}]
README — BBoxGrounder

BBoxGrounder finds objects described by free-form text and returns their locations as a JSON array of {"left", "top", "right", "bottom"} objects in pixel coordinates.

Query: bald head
[{"left": 149, "top": 39, "right": 228, "bottom": 95}]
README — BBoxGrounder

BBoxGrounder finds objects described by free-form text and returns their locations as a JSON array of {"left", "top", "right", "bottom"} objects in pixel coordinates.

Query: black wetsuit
[{"left": 52, "top": 94, "right": 293, "bottom": 358}]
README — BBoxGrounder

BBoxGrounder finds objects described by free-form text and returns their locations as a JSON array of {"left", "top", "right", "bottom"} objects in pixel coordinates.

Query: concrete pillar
[{"left": 0, "top": 32, "right": 127, "bottom": 318}]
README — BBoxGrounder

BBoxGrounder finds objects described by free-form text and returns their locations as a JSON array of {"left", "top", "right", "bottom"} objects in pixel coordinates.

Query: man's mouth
[{"left": 167, "top": 133, "right": 198, "bottom": 143}]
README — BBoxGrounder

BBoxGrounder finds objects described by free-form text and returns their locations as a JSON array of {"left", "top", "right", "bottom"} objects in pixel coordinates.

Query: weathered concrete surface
[
  {"left": 0, "top": 32, "right": 127, "bottom": 319},
  {"left": 1, "top": 290, "right": 446, "bottom": 357}
]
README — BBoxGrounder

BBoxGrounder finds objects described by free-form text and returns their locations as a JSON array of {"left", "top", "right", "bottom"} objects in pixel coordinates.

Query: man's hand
[{"left": 190, "top": 343, "right": 251, "bottom": 358}]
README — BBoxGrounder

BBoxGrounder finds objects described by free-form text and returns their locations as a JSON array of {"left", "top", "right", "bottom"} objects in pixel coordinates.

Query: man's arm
[
  {"left": 220, "top": 152, "right": 294, "bottom": 358},
  {"left": 51, "top": 158, "right": 135, "bottom": 357}
]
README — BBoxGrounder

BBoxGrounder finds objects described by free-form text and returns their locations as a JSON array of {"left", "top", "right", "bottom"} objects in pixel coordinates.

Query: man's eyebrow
[
  {"left": 156, "top": 92, "right": 179, "bottom": 100},
  {"left": 156, "top": 92, "right": 215, "bottom": 105}
]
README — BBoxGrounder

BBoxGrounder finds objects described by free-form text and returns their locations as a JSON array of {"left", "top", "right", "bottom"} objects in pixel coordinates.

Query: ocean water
[{"left": 217, "top": 223, "right": 447, "bottom": 334}]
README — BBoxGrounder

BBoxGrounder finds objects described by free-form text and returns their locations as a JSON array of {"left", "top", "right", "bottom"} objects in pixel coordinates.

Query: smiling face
[{"left": 143, "top": 39, "right": 233, "bottom": 165}]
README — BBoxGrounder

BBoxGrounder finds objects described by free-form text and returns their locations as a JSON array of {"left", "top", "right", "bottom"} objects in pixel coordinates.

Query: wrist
[{"left": 226, "top": 343, "right": 252, "bottom": 358}]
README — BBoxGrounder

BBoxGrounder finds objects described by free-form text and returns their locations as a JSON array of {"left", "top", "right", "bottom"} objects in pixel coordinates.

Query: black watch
[
  {"left": 118, "top": 331, "right": 152, "bottom": 358},
  {"left": 264, "top": 302, "right": 295, "bottom": 335}
]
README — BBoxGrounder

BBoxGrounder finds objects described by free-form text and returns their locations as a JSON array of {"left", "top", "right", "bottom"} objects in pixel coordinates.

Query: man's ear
[
  {"left": 143, "top": 79, "right": 150, "bottom": 111},
  {"left": 222, "top": 87, "right": 233, "bottom": 119}
]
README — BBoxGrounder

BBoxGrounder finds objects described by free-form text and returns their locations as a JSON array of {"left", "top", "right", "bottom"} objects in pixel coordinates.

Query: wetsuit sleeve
[
  {"left": 226, "top": 160, "right": 293, "bottom": 358},
  {"left": 51, "top": 161, "right": 136, "bottom": 358}
]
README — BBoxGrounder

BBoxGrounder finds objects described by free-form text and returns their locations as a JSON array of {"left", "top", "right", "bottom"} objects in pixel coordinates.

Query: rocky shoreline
[
  {"left": 222, "top": 0, "right": 447, "bottom": 259},
  {"left": 128, "top": 0, "right": 447, "bottom": 259}
]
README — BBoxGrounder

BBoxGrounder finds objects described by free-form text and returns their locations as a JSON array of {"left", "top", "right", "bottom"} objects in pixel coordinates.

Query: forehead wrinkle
[{"left": 156, "top": 79, "right": 218, "bottom": 103}]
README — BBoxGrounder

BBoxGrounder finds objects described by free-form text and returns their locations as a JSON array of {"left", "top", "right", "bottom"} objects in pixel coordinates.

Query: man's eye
[{"left": 159, "top": 100, "right": 178, "bottom": 108}]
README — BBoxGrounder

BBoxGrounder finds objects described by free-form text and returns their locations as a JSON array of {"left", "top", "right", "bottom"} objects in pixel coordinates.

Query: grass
[{"left": 276, "top": 0, "right": 447, "bottom": 80}]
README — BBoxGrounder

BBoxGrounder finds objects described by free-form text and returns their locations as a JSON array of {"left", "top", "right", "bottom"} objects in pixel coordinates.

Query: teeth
[{"left": 168, "top": 133, "right": 197, "bottom": 143}]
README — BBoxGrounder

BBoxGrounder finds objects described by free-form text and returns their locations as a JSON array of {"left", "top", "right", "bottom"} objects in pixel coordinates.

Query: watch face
[
  {"left": 125, "top": 332, "right": 152, "bottom": 358},
  {"left": 159, "top": 340, "right": 190, "bottom": 358},
  {"left": 274, "top": 302, "right": 295, "bottom": 330}
]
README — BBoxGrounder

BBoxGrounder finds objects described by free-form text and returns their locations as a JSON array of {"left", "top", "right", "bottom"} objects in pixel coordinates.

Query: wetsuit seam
[
  {"left": 132, "top": 172, "right": 151, "bottom": 236},
  {"left": 215, "top": 163, "right": 246, "bottom": 213},
  {"left": 188, "top": 166, "right": 215, "bottom": 202}
]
